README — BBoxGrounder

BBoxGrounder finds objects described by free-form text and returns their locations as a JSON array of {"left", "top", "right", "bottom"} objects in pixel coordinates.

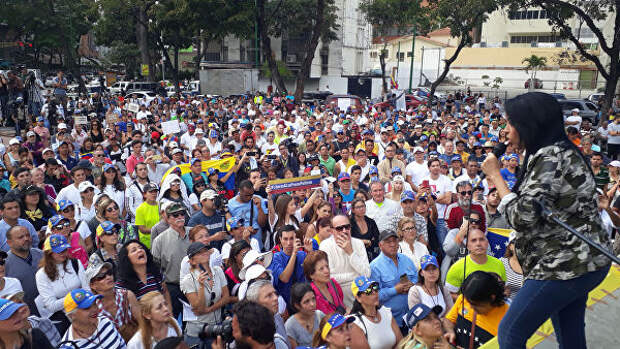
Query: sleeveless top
[{"left": 97, "top": 288, "right": 133, "bottom": 329}]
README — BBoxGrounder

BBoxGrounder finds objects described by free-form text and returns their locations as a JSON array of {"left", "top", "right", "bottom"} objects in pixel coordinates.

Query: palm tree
[{"left": 522, "top": 55, "right": 547, "bottom": 90}]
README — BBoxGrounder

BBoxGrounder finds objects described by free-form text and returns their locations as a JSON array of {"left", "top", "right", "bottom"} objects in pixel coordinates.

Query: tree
[
  {"left": 522, "top": 54, "right": 547, "bottom": 90},
  {"left": 505, "top": 0, "right": 620, "bottom": 123},
  {"left": 425, "top": 0, "right": 501, "bottom": 105},
  {"left": 359, "top": 0, "right": 426, "bottom": 97}
]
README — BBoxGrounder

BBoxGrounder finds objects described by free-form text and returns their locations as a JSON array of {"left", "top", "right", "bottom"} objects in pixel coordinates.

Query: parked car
[
  {"left": 524, "top": 78, "right": 543, "bottom": 89},
  {"left": 325, "top": 94, "right": 364, "bottom": 110},
  {"left": 124, "top": 91, "right": 158, "bottom": 104},
  {"left": 110, "top": 81, "right": 158, "bottom": 94},
  {"left": 557, "top": 99, "right": 599, "bottom": 123},
  {"left": 587, "top": 93, "right": 604, "bottom": 103},
  {"left": 549, "top": 93, "right": 566, "bottom": 100},
  {"left": 373, "top": 94, "right": 427, "bottom": 110}
]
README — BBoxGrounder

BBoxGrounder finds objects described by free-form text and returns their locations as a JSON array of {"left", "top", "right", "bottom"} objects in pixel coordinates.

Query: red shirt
[{"left": 444, "top": 202, "right": 486, "bottom": 230}]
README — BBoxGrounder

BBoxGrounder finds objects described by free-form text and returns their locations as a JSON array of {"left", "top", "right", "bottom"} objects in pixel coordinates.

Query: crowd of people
[{"left": 0, "top": 69, "right": 617, "bottom": 349}]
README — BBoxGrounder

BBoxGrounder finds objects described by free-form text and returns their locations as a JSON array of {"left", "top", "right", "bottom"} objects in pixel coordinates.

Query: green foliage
[
  {"left": 522, "top": 54, "right": 547, "bottom": 74},
  {"left": 261, "top": 60, "right": 294, "bottom": 80},
  {"left": 105, "top": 41, "right": 141, "bottom": 77},
  {"left": 267, "top": 0, "right": 340, "bottom": 43},
  {"left": 492, "top": 76, "right": 503, "bottom": 90},
  {"left": 359, "top": 0, "right": 427, "bottom": 36}
]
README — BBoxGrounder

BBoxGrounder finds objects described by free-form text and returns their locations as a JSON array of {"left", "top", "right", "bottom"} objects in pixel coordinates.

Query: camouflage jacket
[{"left": 498, "top": 142, "right": 610, "bottom": 280}]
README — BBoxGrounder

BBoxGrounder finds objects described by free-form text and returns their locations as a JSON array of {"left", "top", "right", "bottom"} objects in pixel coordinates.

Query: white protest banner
[
  {"left": 161, "top": 120, "right": 181, "bottom": 135},
  {"left": 337, "top": 98, "right": 351, "bottom": 111},
  {"left": 74, "top": 115, "right": 88, "bottom": 125},
  {"left": 126, "top": 103, "right": 140, "bottom": 113}
]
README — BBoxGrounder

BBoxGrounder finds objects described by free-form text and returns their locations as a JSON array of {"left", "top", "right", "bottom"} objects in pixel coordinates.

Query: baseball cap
[
  {"left": 56, "top": 199, "right": 74, "bottom": 211},
  {"left": 420, "top": 135, "right": 428, "bottom": 141},
  {"left": 451, "top": 154, "right": 462, "bottom": 163},
  {"left": 171, "top": 148, "right": 183, "bottom": 155},
  {"left": 186, "top": 242, "right": 209, "bottom": 259},
  {"left": 338, "top": 172, "right": 351, "bottom": 182},
  {"left": 166, "top": 203, "right": 187, "bottom": 215},
  {"left": 9, "top": 138, "right": 19, "bottom": 146},
  {"left": 351, "top": 276, "right": 379, "bottom": 296},
  {"left": 609, "top": 160, "right": 620, "bottom": 168},
  {"left": 43, "top": 234, "right": 71, "bottom": 254},
  {"left": 42, "top": 147, "right": 54, "bottom": 155},
  {"left": 190, "top": 157, "right": 201, "bottom": 166},
  {"left": 200, "top": 189, "right": 218, "bottom": 201},
  {"left": 58, "top": 123, "right": 68, "bottom": 130},
  {"left": 227, "top": 216, "right": 245, "bottom": 230},
  {"left": 379, "top": 230, "right": 399, "bottom": 242},
  {"left": 143, "top": 182, "right": 159, "bottom": 192},
  {"left": 103, "top": 163, "right": 116, "bottom": 172},
  {"left": 369, "top": 166, "right": 379, "bottom": 176},
  {"left": 207, "top": 168, "right": 219, "bottom": 176},
  {"left": 26, "top": 131, "right": 35, "bottom": 137},
  {"left": 209, "top": 130, "right": 218, "bottom": 138},
  {"left": 401, "top": 190, "right": 416, "bottom": 202},
  {"left": 96, "top": 221, "right": 121, "bottom": 237},
  {"left": 195, "top": 128, "right": 205, "bottom": 134},
  {"left": 0, "top": 298, "right": 26, "bottom": 321},
  {"left": 571, "top": 108, "right": 580, "bottom": 113},
  {"left": 85, "top": 262, "right": 113, "bottom": 286},
  {"left": 393, "top": 175, "right": 405, "bottom": 183},
  {"left": 320, "top": 313, "right": 355, "bottom": 340},
  {"left": 78, "top": 181, "right": 96, "bottom": 193},
  {"left": 391, "top": 166, "right": 402, "bottom": 174},
  {"left": 168, "top": 141, "right": 179, "bottom": 148},
  {"left": 404, "top": 303, "right": 442, "bottom": 329},
  {"left": 413, "top": 146, "right": 425, "bottom": 153},
  {"left": 63, "top": 289, "right": 102, "bottom": 314},
  {"left": 49, "top": 215, "right": 70, "bottom": 228},
  {"left": 419, "top": 255, "right": 439, "bottom": 270}
]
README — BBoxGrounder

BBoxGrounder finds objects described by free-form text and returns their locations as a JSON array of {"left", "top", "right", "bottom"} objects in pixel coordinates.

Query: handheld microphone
[{"left": 478, "top": 142, "right": 508, "bottom": 185}]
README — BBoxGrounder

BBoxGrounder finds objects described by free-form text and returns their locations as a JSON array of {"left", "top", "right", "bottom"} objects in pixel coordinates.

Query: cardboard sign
[
  {"left": 126, "top": 103, "right": 140, "bottom": 113},
  {"left": 161, "top": 119, "right": 181, "bottom": 135},
  {"left": 105, "top": 113, "right": 119, "bottom": 126},
  {"left": 268, "top": 175, "right": 321, "bottom": 194},
  {"left": 74, "top": 115, "right": 88, "bottom": 125}
]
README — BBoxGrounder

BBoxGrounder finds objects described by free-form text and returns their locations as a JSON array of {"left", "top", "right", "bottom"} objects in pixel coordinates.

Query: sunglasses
[
  {"left": 333, "top": 224, "right": 351, "bottom": 232},
  {"left": 459, "top": 190, "right": 473, "bottom": 196},
  {"left": 358, "top": 283, "right": 379, "bottom": 296},
  {"left": 106, "top": 206, "right": 119, "bottom": 212},
  {"left": 103, "top": 227, "right": 120, "bottom": 236},
  {"left": 105, "top": 168, "right": 116, "bottom": 173},
  {"left": 53, "top": 222, "right": 70, "bottom": 230},
  {"left": 92, "top": 269, "right": 113, "bottom": 282},
  {"left": 469, "top": 218, "right": 482, "bottom": 225},
  {"left": 170, "top": 211, "right": 185, "bottom": 218}
]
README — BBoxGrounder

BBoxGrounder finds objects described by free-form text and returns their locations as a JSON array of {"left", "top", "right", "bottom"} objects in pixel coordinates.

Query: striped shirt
[
  {"left": 61, "top": 316, "right": 126, "bottom": 349},
  {"left": 116, "top": 272, "right": 164, "bottom": 299}
]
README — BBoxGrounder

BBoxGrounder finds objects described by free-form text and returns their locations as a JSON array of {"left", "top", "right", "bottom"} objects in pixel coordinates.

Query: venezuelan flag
[
  {"left": 390, "top": 72, "right": 399, "bottom": 89},
  {"left": 162, "top": 157, "right": 237, "bottom": 191},
  {"left": 486, "top": 228, "right": 512, "bottom": 259}
]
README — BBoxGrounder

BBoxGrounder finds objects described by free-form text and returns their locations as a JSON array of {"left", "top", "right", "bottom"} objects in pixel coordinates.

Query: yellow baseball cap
[{"left": 63, "top": 289, "right": 102, "bottom": 314}]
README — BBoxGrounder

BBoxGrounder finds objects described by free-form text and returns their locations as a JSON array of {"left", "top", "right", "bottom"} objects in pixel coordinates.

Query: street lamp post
[{"left": 408, "top": 27, "right": 417, "bottom": 93}]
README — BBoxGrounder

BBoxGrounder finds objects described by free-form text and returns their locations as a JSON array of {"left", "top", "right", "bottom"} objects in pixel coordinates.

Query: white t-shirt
[
  {"left": 0, "top": 277, "right": 23, "bottom": 298},
  {"left": 352, "top": 306, "right": 396, "bottom": 349},
  {"left": 423, "top": 174, "right": 453, "bottom": 217},
  {"left": 608, "top": 122, "right": 620, "bottom": 144},
  {"left": 127, "top": 326, "right": 179, "bottom": 349},
  {"left": 405, "top": 161, "right": 429, "bottom": 186},
  {"left": 565, "top": 115, "right": 582, "bottom": 130}
]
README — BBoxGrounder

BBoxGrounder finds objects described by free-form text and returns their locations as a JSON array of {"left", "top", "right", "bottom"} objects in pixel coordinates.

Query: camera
[
  {"left": 213, "top": 192, "right": 229, "bottom": 211},
  {"left": 200, "top": 319, "right": 234, "bottom": 343}
]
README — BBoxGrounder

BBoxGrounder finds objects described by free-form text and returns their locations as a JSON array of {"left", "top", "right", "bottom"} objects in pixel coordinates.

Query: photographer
[
  {"left": 188, "top": 189, "right": 228, "bottom": 251},
  {"left": 277, "top": 140, "right": 299, "bottom": 177},
  {"left": 210, "top": 300, "right": 278, "bottom": 349},
  {"left": 22, "top": 67, "right": 44, "bottom": 118}
]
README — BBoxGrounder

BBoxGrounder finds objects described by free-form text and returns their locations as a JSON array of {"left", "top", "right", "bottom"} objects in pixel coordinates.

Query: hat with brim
[
  {"left": 351, "top": 275, "right": 378, "bottom": 295},
  {"left": 85, "top": 262, "right": 113, "bottom": 286},
  {"left": 239, "top": 249, "right": 273, "bottom": 280},
  {"left": 187, "top": 242, "right": 209, "bottom": 259},
  {"left": 63, "top": 289, "right": 103, "bottom": 314},
  {"left": 242, "top": 264, "right": 272, "bottom": 283},
  {"left": 379, "top": 230, "right": 399, "bottom": 242},
  {"left": 404, "top": 303, "right": 443, "bottom": 329},
  {"left": 166, "top": 202, "right": 187, "bottom": 215},
  {"left": 0, "top": 298, "right": 26, "bottom": 320},
  {"left": 321, "top": 313, "right": 355, "bottom": 340}
]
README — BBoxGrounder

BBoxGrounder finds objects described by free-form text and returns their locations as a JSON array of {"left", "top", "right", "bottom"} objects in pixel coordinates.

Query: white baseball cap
[
  {"left": 9, "top": 138, "right": 19, "bottom": 146},
  {"left": 27, "top": 131, "right": 36, "bottom": 137},
  {"left": 609, "top": 160, "right": 620, "bottom": 168},
  {"left": 58, "top": 123, "right": 68, "bottom": 130},
  {"left": 571, "top": 108, "right": 580, "bottom": 113},
  {"left": 78, "top": 181, "right": 97, "bottom": 193}
]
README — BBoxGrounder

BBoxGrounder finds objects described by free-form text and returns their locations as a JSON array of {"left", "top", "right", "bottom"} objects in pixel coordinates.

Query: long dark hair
[
  {"left": 20, "top": 185, "right": 52, "bottom": 216},
  {"left": 505, "top": 92, "right": 592, "bottom": 192},
  {"left": 98, "top": 166, "right": 126, "bottom": 191},
  {"left": 116, "top": 239, "right": 162, "bottom": 293},
  {"left": 350, "top": 299, "right": 380, "bottom": 316}
]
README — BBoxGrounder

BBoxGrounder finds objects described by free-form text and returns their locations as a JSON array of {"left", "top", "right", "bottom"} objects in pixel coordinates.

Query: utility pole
[{"left": 408, "top": 27, "right": 417, "bottom": 93}]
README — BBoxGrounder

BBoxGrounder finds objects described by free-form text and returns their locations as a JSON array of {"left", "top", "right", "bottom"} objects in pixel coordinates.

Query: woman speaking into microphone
[{"left": 480, "top": 92, "right": 611, "bottom": 348}]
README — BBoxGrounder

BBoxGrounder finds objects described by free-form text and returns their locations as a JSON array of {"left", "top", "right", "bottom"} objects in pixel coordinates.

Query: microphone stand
[{"left": 535, "top": 199, "right": 620, "bottom": 265}]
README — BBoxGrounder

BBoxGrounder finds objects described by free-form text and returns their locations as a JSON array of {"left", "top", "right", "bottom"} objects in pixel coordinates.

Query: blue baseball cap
[
  {"left": 338, "top": 172, "right": 351, "bottom": 182},
  {"left": 103, "top": 163, "right": 116, "bottom": 172},
  {"left": 401, "top": 190, "right": 416, "bottom": 202},
  {"left": 420, "top": 255, "right": 439, "bottom": 270},
  {"left": 0, "top": 298, "right": 26, "bottom": 320},
  {"left": 506, "top": 153, "right": 519, "bottom": 162},
  {"left": 473, "top": 141, "right": 482, "bottom": 148},
  {"left": 209, "top": 130, "right": 218, "bottom": 138},
  {"left": 320, "top": 313, "right": 355, "bottom": 340},
  {"left": 43, "top": 234, "right": 71, "bottom": 254},
  {"left": 190, "top": 158, "right": 201, "bottom": 166},
  {"left": 404, "top": 303, "right": 442, "bottom": 329},
  {"left": 351, "top": 276, "right": 378, "bottom": 295},
  {"left": 227, "top": 216, "right": 245, "bottom": 230},
  {"left": 420, "top": 135, "right": 428, "bottom": 141},
  {"left": 63, "top": 289, "right": 103, "bottom": 313},
  {"left": 451, "top": 154, "right": 462, "bottom": 163},
  {"left": 49, "top": 214, "right": 70, "bottom": 228},
  {"left": 391, "top": 166, "right": 402, "bottom": 174},
  {"left": 369, "top": 166, "right": 379, "bottom": 175},
  {"left": 56, "top": 199, "right": 74, "bottom": 212},
  {"left": 207, "top": 168, "right": 219, "bottom": 176}
]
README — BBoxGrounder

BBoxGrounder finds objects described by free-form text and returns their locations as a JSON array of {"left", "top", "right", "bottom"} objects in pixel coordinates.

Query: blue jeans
[
  {"left": 498, "top": 265, "right": 610, "bottom": 349},
  {"left": 436, "top": 218, "right": 448, "bottom": 244}
]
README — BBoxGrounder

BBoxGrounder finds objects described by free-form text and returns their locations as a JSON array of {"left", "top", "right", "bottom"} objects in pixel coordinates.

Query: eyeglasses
[
  {"left": 170, "top": 211, "right": 185, "bottom": 218},
  {"left": 459, "top": 190, "right": 473, "bottom": 196},
  {"left": 402, "top": 226, "right": 416, "bottom": 232},
  {"left": 106, "top": 206, "right": 119, "bottom": 212},
  {"left": 469, "top": 218, "right": 482, "bottom": 225},
  {"left": 92, "top": 269, "right": 113, "bottom": 282},
  {"left": 333, "top": 224, "right": 351, "bottom": 232},
  {"left": 53, "top": 222, "right": 70, "bottom": 230},
  {"left": 358, "top": 283, "right": 379, "bottom": 296}
]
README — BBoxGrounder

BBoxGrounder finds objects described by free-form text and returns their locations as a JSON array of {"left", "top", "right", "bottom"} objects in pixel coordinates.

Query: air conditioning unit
[
  {"left": 286, "top": 54, "right": 297, "bottom": 63},
  {"left": 501, "top": 41, "right": 509, "bottom": 47},
  {"left": 480, "top": 42, "right": 487, "bottom": 47}
]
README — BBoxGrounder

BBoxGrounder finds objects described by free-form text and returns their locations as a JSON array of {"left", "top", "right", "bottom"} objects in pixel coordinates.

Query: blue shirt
[
  {"left": 269, "top": 250, "right": 306, "bottom": 304},
  {"left": 56, "top": 155, "right": 79, "bottom": 171},
  {"left": 339, "top": 189, "right": 356, "bottom": 203},
  {"left": 187, "top": 210, "right": 226, "bottom": 251},
  {"left": 500, "top": 168, "right": 517, "bottom": 189},
  {"left": 370, "top": 252, "right": 418, "bottom": 327},
  {"left": 227, "top": 195, "right": 266, "bottom": 249},
  {"left": 181, "top": 172, "right": 208, "bottom": 193},
  {"left": 0, "top": 219, "right": 39, "bottom": 252}
]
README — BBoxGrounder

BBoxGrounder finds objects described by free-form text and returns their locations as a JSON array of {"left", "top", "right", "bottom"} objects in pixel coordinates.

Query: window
[
  {"left": 398, "top": 52, "right": 405, "bottom": 62},
  {"left": 509, "top": 10, "right": 544, "bottom": 20},
  {"left": 321, "top": 53, "right": 328, "bottom": 75},
  {"left": 407, "top": 51, "right": 413, "bottom": 57},
  {"left": 539, "top": 10, "right": 547, "bottom": 19},
  {"left": 370, "top": 51, "right": 377, "bottom": 58}
]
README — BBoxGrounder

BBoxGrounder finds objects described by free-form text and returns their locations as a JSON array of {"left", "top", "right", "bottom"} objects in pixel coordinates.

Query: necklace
[
  {"left": 366, "top": 311, "right": 380, "bottom": 323},
  {"left": 423, "top": 284, "right": 440, "bottom": 307}
]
